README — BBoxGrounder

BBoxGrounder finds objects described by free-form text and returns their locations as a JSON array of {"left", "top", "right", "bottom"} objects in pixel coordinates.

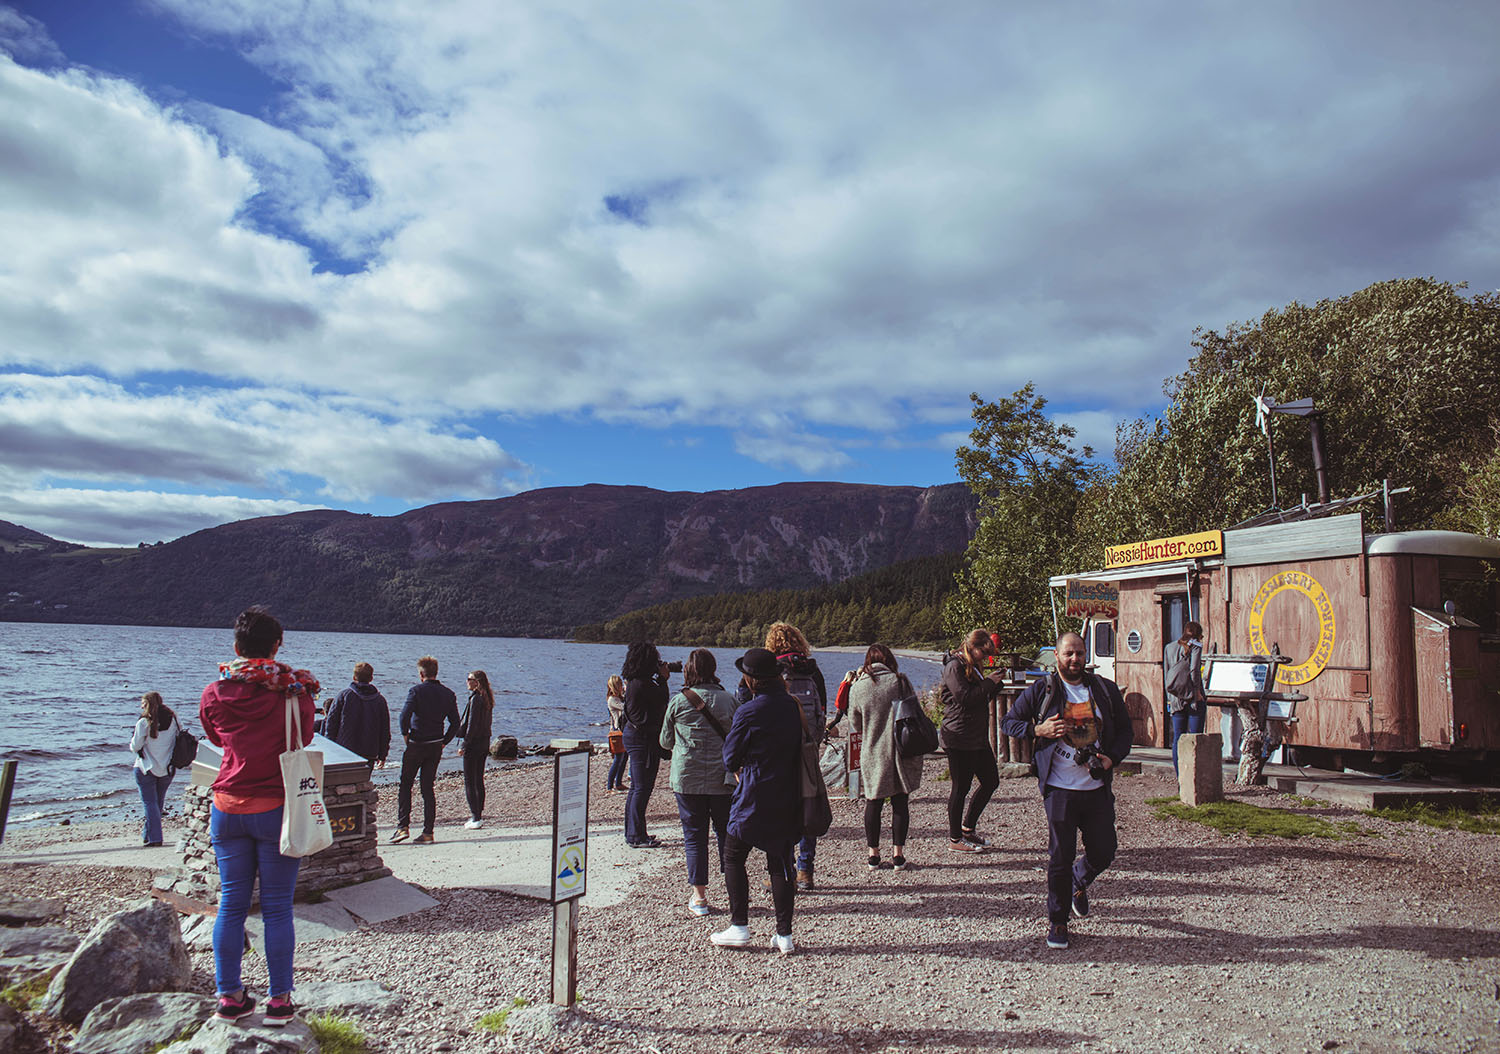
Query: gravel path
[{"left": 4, "top": 762, "right": 1498, "bottom": 1053}]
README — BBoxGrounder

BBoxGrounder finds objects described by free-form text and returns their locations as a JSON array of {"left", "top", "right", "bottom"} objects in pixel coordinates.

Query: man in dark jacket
[
  {"left": 1002, "top": 632, "right": 1133, "bottom": 951},
  {"left": 324, "top": 662, "right": 391, "bottom": 768},
  {"left": 392, "top": 655, "right": 460, "bottom": 845}
]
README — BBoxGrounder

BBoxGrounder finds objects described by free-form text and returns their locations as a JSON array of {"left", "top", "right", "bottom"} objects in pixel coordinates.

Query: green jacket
[{"left": 659, "top": 682, "right": 738, "bottom": 795}]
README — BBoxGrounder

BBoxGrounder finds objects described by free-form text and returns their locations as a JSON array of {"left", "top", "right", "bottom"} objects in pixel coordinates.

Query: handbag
[
  {"left": 792, "top": 698, "right": 833, "bottom": 838},
  {"left": 893, "top": 675, "right": 940, "bottom": 758},
  {"left": 608, "top": 729, "right": 625, "bottom": 755},
  {"left": 279, "top": 695, "right": 333, "bottom": 858}
]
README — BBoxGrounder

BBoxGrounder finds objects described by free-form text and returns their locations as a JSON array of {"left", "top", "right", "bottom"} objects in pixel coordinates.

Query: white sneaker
[
  {"left": 688, "top": 896, "right": 711, "bottom": 917},
  {"left": 464, "top": 819, "right": 482, "bottom": 830},
  {"left": 710, "top": 925, "right": 752, "bottom": 948},
  {"left": 770, "top": 933, "right": 795, "bottom": 956}
]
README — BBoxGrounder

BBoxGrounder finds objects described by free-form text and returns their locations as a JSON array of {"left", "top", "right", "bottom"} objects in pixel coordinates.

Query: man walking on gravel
[
  {"left": 392, "top": 655, "right": 460, "bottom": 845},
  {"left": 1002, "top": 631, "right": 1132, "bottom": 950}
]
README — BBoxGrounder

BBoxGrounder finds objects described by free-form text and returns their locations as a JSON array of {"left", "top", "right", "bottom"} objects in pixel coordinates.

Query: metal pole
[
  {"left": 1307, "top": 413, "right": 1330, "bottom": 505},
  {"left": 0, "top": 760, "right": 15, "bottom": 845}
]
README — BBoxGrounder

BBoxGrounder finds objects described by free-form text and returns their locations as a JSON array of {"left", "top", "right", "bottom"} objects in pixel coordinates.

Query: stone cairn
[{"left": 169, "top": 764, "right": 390, "bottom": 903}]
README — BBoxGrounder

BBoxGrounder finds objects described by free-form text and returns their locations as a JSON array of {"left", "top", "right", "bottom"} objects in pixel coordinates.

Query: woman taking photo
[
  {"left": 129, "top": 691, "right": 179, "bottom": 847},
  {"left": 199, "top": 606, "right": 317, "bottom": 1027},
  {"left": 605, "top": 675, "right": 628, "bottom": 794},
  {"left": 712, "top": 647, "right": 802, "bottom": 955},
  {"left": 849, "top": 645, "right": 923, "bottom": 871},
  {"left": 660, "top": 649, "right": 738, "bottom": 917},
  {"left": 621, "top": 642, "right": 672, "bottom": 848},
  {"left": 940, "top": 628, "right": 1004, "bottom": 853},
  {"left": 459, "top": 670, "right": 495, "bottom": 829}
]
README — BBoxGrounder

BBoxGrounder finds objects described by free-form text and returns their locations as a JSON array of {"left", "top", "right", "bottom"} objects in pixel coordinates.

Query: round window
[{"left": 1125, "top": 629, "right": 1143, "bottom": 654}]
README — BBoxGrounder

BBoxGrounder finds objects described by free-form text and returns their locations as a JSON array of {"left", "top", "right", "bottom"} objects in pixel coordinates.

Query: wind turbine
[{"left": 1253, "top": 387, "right": 1328, "bottom": 511}]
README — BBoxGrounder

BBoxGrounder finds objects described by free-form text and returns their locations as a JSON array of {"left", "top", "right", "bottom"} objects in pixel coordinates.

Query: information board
[{"left": 550, "top": 750, "right": 589, "bottom": 902}]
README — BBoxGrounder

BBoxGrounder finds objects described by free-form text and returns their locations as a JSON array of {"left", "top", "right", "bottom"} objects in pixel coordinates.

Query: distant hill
[
  {"left": 572, "top": 551, "right": 963, "bottom": 648},
  {"left": 0, "top": 482, "right": 976, "bottom": 637}
]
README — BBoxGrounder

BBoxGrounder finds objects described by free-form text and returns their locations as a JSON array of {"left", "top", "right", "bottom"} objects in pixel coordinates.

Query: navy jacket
[
  {"left": 623, "top": 675, "right": 670, "bottom": 753},
  {"left": 723, "top": 689, "right": 803, "bottom": 852},
  {"left": 400, "top": 679, "right": 460, "bottom": 745},
  {"left": 1001, "top": 671, "right": 1133, "bottom": 791},
  {"left": 459, "top": 689, "right": 493, "bottom": 752},
  {"left": 324, "top": 681, "right": 392, "bottom": 763}
]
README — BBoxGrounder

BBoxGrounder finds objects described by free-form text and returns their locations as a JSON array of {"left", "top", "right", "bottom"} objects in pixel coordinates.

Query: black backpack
[{"left": 171, "top": 724, "right": 199, "bottom": 770}]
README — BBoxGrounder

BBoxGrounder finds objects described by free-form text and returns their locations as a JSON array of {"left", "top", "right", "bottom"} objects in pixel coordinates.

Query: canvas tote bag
[{"left": 279, "top": 694, "right": 333, "bottom": 857}]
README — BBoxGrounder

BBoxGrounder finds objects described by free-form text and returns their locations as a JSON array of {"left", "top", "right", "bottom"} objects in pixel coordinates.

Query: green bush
[{"left": 307, "top": 1013, "right": 368, "bottom": 1054}]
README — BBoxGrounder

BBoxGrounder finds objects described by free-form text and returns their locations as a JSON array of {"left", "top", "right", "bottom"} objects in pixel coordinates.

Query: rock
[
  {"left": 0, "top": 925, "right": 79, "bottom": 975},
  {"left": 179, "top": 915, "right": 215, "bottom": 953},
  {"left": 505, "top": 1003, "right": 579, "bottom": 1046},
  {"left": 489, "top": 735, "right": 518, "bottom": 760},
  {"left": 158, "top": 1016, "right": 317, "bottom": 1053},
  {"left": 0, "top": 999, "right": 38, "bottom": 1054},
  {"left": 1179, "top": 733, "right": 1224, "bottom": 806},
  {"left": 73, "top": 992, "right": 216, "bottom": 1054},
  {"left": 294, "top": 978, "right": 401, "bottom": 1017},
  {"left": 997, "top": 762, "right": 1034, "bottom": 779},
  {"left": 42, "top": 899, "right": 192, "bottom": 1024},
  {"left": 0, "top": 895, "right": 65, "bottom": 926}
]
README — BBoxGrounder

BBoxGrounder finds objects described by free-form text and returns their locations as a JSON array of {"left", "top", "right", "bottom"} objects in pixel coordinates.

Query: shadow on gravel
[
  {"left": 1116, "top": 843, "right": 1393, "bottom": 875},
  {"left": 607, "top": 1021, "right": 1094, "bottom": 1050}
]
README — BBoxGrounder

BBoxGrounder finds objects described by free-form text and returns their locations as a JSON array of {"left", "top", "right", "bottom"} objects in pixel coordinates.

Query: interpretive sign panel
[{"left": 550, "top": 749, "right": 589, "bottom": 902}]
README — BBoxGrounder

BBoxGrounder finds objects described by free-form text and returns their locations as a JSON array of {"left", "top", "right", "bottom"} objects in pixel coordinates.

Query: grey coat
[
  {"left": 659, "top": 682, "right": 738, "bottom": 795},
  {"left": 849, "top": 665, "right": 923, "bottom": 800}
]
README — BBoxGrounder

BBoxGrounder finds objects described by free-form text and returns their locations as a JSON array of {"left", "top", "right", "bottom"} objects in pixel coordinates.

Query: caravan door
[{"left": 1083, "top": 617, "right": 1116, "bottom": 682}]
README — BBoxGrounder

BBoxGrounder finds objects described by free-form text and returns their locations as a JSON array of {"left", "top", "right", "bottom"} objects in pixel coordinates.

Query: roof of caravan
[{"left": 1365, "top": 530, "right": 1500, "bottom": 559}]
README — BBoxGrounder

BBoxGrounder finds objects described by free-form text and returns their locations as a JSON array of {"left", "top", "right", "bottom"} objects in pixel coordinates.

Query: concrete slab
[
  {"left": 245, "top": 899, "right": 359, "bottom": 954},
  {"left": 322, "top": 876, "right": 438, "bottom": 925}
]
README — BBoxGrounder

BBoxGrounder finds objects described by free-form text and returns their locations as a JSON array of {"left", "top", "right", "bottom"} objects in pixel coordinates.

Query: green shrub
[
  {"left": 477, "top": 996, "right": 528, "bottom": 1034},
  {"left": 1365, "top": 795, "right": 1500, "bottom": 835},
  {"left": 1, "top": 970, "right": 53, "bottom": 1013},
  {"left": 307, "top": 1013, "right": 368, "bottom": 1054}
]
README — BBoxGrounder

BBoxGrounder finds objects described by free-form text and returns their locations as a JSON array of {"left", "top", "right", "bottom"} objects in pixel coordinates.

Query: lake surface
[{"left": 0, "top": 622, "right": 942, "bottom": 828}]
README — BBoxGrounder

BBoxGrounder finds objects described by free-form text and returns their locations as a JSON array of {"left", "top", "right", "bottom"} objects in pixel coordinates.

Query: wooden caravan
[{"left": 1051, "top": 515, "right": 1500, "bottom": 776}]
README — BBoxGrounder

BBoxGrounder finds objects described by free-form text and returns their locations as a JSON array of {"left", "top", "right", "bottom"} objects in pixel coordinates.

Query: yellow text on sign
[
  {"left": 1103, "top": 530, "right": 1223, "bottom": 570},
  {"left": 1246, "top": 570, "right": 1336, "bottom": 685}
]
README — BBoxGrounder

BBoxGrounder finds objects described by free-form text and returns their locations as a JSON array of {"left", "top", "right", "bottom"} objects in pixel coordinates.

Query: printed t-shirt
[{"left": 1046, "top": 680, "right": 1103, "bottom": 791}]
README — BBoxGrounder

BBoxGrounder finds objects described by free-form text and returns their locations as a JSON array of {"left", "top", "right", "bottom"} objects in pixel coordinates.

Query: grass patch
[
  {"left": 934, "top": 768, "right": 950, "bottom": 782},
  {"left": 476, "top": 996, "right": 528, "bottom": 1034},
  {"left": 1, "top": 971, "right": 53, "bottom": 1013},
  {"left": 1150, "top": 798, "right": 1374, "bottom": 839},
  {"left": 148, "top": 1023, "right": 202, "bottom": 1054},
  {"left": 1365, "top": 796, "right": 1500, "bottom": 835},
  {"left": 307, "top": 1014, "right": 368, "bottom": 1054}
]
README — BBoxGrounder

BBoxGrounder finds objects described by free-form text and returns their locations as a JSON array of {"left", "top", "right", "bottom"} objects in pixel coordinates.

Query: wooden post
[
  {"left": 551, "top": 898, "right": 579, "bottom": 1006},
  {"left": 0, "top": 760, "right": 15, "bottom": 845}
]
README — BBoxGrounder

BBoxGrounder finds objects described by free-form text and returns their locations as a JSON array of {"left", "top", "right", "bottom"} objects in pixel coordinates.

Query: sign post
[{"left": 549, "top": 741, "right": 590, "bottom": 1008}]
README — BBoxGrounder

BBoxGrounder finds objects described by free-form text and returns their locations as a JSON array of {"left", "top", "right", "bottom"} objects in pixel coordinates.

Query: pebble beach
[{"left": 3, "top": 757, "right": 1499, "bottom": 1053}]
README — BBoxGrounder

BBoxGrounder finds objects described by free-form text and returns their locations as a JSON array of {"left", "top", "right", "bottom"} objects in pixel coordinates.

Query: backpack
[
  {"left": 170, "top": 724, "right": 199, "bottom": 771},
  {"left": 893, "top": 676, "right": 940, "bottom": 758},
  {"left": 1166, "top": 643, "right": 1199, "bottom": 698},
  {"left": 781, "top": 657, "right": 825, "bottom": 732}
]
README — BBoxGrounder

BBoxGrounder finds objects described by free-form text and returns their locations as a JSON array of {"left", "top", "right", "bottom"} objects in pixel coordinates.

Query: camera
[
  {"left": 1074, "top": 744, "right": 1107, "bottom": 780},
  {"left": 666, "top": 660, "right": 683, "bottom": 673}
]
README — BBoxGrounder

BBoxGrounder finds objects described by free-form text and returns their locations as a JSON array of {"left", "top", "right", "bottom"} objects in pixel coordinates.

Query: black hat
[{"left": 735, "top": 647, "right": 780, "bottom": 680}]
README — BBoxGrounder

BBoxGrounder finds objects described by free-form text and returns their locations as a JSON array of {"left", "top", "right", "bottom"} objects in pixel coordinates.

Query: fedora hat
[{"left": 734, "top": 647, "right": 780, "bottom": 680}]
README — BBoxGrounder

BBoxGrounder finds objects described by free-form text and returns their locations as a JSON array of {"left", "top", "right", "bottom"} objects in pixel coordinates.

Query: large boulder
[
  {"left": 41, "top": 899, "right": 191, "bottom": 1024},
  {"left": 0, "top": 895, "right": 65, "bottom": 927},
  {"left": 0, "top": 1000, "right": 38, "bottom": 1054},
  {"left": 158, "top": 1017, "right": 317, "bottom": 1053},
  {"left": 0, "top": 925, "right": 78, "bottom": 979},
  {"left": 489, "top": 735, "right": 518, "bottom": 760},
  {"left": 73, "top": 992, "right": 216, "bottom": 1054}
]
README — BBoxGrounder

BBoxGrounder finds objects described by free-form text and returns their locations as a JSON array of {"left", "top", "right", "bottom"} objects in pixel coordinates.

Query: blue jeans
[
  {"left": 623, "top": 731, "right": 661, "bottom": 845},
  {"left": 606, "top": 752, "right": 628, "bottom": 791},
  {"left": 796, "top": 835, "right": 817, "bottom": 875},
  {"left": 674, "top": 793, "right": 730, "bottom": 886},
  {"left": 210, "top": 805, "right": 300, "bottom": 998},
  {"left": 134, "top": 767, "right": 173, "bottom": 844},
  {"left": 1171, "top": 706, "right": 1206, "bottom": 772}
]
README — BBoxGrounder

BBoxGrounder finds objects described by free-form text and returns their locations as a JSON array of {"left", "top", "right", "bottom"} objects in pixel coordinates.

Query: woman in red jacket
[{"left": 199, "top": 607, "right": 317, "bottom": 1028}]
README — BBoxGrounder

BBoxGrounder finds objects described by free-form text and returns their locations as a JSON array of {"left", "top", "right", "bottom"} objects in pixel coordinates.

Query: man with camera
[{"left": 1002, "top": 632, "right": 1132, "bottom": 950}]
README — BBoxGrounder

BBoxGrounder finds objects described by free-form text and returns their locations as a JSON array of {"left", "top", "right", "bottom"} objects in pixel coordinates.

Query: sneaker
[
  {"left": 948, "top": 839, "right": 981, "bottom": 853},
  {"left": 961, "top": 830, "right": 990, "bottom": 848},
  {"left": 892, "top": 855, "right": 908, "bottom": 871},
  {"left": 214, "top": 991, "right": 255, "bottom": 1022},
  {"left": 1072, "top": 884, "right": 1090, "bottom": 919},
  {"left": 688, "top": 896, "right": 711, "bottom": 917},
  {"left": 628, "top": 835, "right": 661, "bottom": 848},
  {"left": 710, "top": 924, "right": 753, "bottom": 948},
  {"left": 414, "top": 831, "right": 435, "bottom": 844},
  {"left": 770, "top": 933, "right": 795, "bottom": 956},
  {"left": 796, "top": 870, "right": 814, "bottom": 892},
  {"left": 464, "top": 818, "right": 483, "bottom": 830},
  {"left": 389, "top": 827, "right": 409, "bottom": 844},
  {"left": 866, "top": 854, "right": 881, "bottom": 871},
  {"left": 263, "top": 995, "right": 295, "bottom": 1028},
  {"left": 1046, "top": 923, "right": 1070, "bottom": 950}
]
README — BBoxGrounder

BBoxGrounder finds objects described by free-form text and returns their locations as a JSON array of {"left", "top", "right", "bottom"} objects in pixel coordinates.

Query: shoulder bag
[
  {"left": 791, "top": 697, "right": 833, "bottom": 838},
  {"left": 893, "top": 674, "right": 940, "bottom": 758},
  {"left": 1166, "top": 642, "right": 1199, "bottom": 698},
  {"left": 279, "top": 695, "right": 333, "bottom": 857}
]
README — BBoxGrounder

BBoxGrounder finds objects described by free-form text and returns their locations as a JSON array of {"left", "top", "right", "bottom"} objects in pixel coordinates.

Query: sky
[{"left": 2, "top": 1, "right": 1498, "bottom": 547}]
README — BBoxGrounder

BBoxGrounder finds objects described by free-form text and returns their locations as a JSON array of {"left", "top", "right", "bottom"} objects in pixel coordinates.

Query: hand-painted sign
[
  {"left": 1065, "top": 579, "right": 1119, "bottom": 619},
  {"left": 1246, "top": 570, "right": 1336, "bottom": 686},
  {"left": 1104, "top": 529, "right": 1224, "bottom": 570}
]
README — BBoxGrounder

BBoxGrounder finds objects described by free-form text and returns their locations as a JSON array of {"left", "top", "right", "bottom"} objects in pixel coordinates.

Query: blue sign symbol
[{"left": 557, "top": 847, "right": 584, "bottom": 890}]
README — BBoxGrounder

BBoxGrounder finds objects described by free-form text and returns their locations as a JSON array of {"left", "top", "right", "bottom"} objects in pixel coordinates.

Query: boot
[{"left": 796, "top": 869, "right": 814, "bottom": 892}]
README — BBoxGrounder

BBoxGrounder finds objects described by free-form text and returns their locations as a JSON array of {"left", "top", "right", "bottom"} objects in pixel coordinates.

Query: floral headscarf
[{"left": 219, "top": 657, "right": 321, "bottom": 698}]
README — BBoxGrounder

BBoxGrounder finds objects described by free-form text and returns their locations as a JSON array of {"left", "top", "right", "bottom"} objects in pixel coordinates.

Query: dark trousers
[
  {"left": 397, "top": 740, "right": 443, "bottom": 833},
  {"left": 462, "top": 747, "right": 487, "bottom": 820},
  {"left": 675, "top": 793, "right": 730, "bottom": 886},
  {"left": 623, "top": 733, "right": 660, "bottom": 845},
  {"left": 863, "top": 793, "right": 910, "bottom": 848},
  {"left": 1170, "top": 705, "right": 1206, "bottom": 772},
  {"left": 723, "top": 833, "right": 795, "bottom": 936},
  {"left": 1042, "top": 785, "right": 1118, "bottom": 925},
  {"left": 946, "top": 745, "right": 1000, "bottom": 839}
]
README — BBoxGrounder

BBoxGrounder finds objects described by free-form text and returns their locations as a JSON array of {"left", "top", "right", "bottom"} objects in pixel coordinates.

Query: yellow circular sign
[{"left": 1246, "top": 570, "right": 1336, "bottom": 685}]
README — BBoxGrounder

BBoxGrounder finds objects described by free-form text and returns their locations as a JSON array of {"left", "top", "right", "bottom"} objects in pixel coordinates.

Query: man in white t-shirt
[{"left": 1002, "top": 632, "right": 1133, "bottom": 950}]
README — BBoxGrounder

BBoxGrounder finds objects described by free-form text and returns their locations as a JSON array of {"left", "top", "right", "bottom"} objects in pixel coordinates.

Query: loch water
[{"left": 0, "top": 622, "right": 942, "bottom": 828}]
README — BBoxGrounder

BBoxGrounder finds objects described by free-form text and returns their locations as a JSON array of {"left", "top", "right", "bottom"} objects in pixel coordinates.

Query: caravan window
[{"left": 1093, "top": 621, "right": 1115, "bottom": 658}]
